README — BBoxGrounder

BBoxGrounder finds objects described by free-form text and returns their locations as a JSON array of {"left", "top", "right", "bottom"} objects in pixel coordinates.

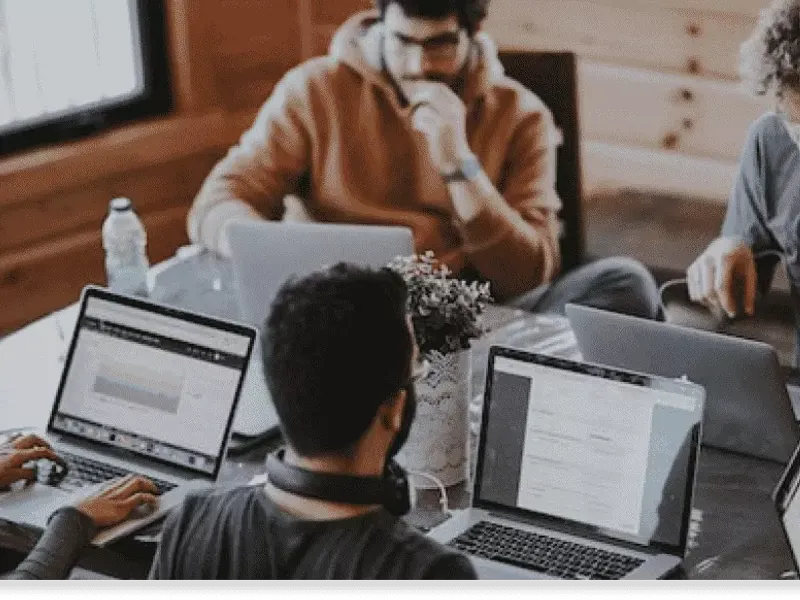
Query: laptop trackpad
[
  {"left": 0, "top": 484, "right": 73, "bottom": 529},
  {"left": 472, "top": 556, "right": 549, "bottom": 580}
]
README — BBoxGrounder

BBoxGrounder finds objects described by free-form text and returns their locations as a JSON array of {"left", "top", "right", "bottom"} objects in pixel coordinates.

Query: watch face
[{"left": 462, "top": 155, "right": 481, "bottom": 178}]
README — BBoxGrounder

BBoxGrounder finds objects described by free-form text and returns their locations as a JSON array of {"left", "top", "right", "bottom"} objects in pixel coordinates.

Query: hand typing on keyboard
[
  {"left": 73, "top": 475, "right": 159, "bottom": 529},
  {"left": 0, "top": 434, "right": 67, "bottom": 490}
]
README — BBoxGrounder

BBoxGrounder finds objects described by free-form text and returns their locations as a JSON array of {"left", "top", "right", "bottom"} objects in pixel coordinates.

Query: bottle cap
[{"left": 110, "top": 197, "right": 132, "bottom": 212}]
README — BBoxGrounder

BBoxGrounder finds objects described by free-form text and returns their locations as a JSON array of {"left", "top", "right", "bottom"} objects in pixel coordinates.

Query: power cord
[{"left": 407, "top": 470, "right": 450, "bottom": 514}]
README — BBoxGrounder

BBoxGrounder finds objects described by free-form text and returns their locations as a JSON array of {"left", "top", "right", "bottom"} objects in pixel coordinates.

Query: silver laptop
[
  {"left": 566, "top": 303, "right": 800, "bottom": 463},
  {"left": 774, "top": 440, "right": 800, "bottom": 576},
  {"left": 0, "top": 286, "right": 255, "bottom": 546},
  {"left": 429, "top": 346, "right": 704, "bottom": 580},
  {"left": 225, "top": 220, "right": 414, "bottom": 437}
]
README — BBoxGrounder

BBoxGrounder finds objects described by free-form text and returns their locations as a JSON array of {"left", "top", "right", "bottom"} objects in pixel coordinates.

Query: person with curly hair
[
  {"left": 186, "top": 0, "right": 660, "bottom": 321},
  {"left": 683, "top": 0, "right": 800, "bottom": 361}
]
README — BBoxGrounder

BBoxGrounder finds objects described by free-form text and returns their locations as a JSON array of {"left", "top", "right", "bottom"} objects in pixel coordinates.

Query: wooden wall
[
  {"left": 483, "top": 0, "right": 771, "bottom": 201},
  {"left": 0, "top": 0, "right": 369, "bottom": 334},
  {"left": 0, "top": 0, "right": 770, "bottom": 333}
]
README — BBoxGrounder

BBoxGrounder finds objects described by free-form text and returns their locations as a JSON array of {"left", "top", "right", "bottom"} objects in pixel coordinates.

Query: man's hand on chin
[{"left": 408, "top": 81, "right": 472, "bottom": 176}]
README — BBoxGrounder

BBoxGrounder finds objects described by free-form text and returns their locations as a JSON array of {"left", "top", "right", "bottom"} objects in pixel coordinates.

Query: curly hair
[
  {"left": 374, "top": 0, "right": 490, "bottom": 36},
  {"left": 740, "top": 0, "right": 800, "bottom": 97}
]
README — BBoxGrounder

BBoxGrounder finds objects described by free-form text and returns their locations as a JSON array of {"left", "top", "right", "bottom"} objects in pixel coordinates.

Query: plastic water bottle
[{"left": 102, "top": 197, "right": 150, "bottom": 297}]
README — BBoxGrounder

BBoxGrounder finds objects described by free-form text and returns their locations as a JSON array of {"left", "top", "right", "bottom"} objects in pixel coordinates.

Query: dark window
[{"left": 0, "top": 0, "right": 171, "bottom": 156}]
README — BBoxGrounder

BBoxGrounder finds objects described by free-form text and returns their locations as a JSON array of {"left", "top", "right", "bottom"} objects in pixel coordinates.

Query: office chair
[{"left": 498, "top": 51, "right": 586, "bottom": 273}]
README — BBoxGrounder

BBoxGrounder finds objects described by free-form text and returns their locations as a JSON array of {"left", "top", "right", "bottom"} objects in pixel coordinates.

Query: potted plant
[{"left": 387, "top": 251, "right": 492, "bottom": 487}]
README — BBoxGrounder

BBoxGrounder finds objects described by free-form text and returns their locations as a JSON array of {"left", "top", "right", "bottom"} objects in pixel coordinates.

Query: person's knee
[{"left": 591, "top": 257, "right": 661, "bottom": 320}]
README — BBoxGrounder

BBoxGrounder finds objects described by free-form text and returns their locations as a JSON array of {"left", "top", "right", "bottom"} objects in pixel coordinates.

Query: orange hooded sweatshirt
[{"left": 187, "top": 11, "right": 562, "bottom": 300}]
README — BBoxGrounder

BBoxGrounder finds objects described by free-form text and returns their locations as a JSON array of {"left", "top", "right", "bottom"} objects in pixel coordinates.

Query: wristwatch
[{"left": 442, "top": 154, "right": 481, "bottom": 183}]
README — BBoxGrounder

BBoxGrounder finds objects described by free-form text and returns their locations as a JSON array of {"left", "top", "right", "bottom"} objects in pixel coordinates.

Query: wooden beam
[
  {"left": 0, "top": 110, "right": 257, "bottom": 208},
  {"left": 485, "top": 0, "right": 757, "bottom": 80},
  {"left": 578, "top": 60, "right": 769, "bottom": 162},
  {"left": 163, "top": 0, "right": 222, "bottom": 113}
]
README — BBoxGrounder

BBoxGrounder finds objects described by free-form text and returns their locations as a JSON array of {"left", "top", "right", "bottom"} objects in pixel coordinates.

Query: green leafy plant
[{"left": 387, "top": 251, "right": 492, "bottom": 355}]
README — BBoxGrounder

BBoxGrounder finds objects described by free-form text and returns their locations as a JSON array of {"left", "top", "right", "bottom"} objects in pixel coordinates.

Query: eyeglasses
[{"left": 387, "top": 31, "right": 464, "bottom": 63}]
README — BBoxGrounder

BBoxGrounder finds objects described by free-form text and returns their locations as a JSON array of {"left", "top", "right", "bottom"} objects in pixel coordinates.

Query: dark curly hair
[
  {"left": 374, "top": 0, "right": 490, "bottom": 36},
  {"left": 740, "top": 0, "right": 800, "bottom": 97},
  {"left": 262, "top": 263, "right": 413, "bottom": 458}
]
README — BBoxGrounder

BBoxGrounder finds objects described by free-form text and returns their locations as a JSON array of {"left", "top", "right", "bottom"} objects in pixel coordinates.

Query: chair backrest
[{"left": 498, "top": 51, "right": 585, "bottom": 273}]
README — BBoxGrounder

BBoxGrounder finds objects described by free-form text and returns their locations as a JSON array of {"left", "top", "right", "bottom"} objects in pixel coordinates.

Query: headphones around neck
[{"left": 265, "top": 448, "right": 412, "bottom": 516}]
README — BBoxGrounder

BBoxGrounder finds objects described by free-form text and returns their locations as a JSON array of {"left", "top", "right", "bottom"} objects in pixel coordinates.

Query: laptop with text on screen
[
  {"left": 0, "top": 286, "right": 255, "bottom": 546},
  {"left": 427, "top": 346, "right": 704, "bottom": 580}
]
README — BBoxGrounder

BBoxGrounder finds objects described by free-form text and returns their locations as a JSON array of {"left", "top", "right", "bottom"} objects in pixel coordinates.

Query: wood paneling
[
  {"left": 0, "top": 152, "right": 221, "bottom": 253},
  {"left": 485, "top": 0, "right": 755, "bottom": 80},
  {"left": 486, "top": 0, "right": 771, "bottom": 204},
  {"left": 210, "top": 0, "right": 305, "bottom": 110},
  {"left": 579, "top": 61, "right": 770, "bottom": 161},
  {"left": 0, "top": 206, "right": 188, "bottom": 334},
  {"left": 583, "top": 140, "right": 737, "bottom": 202}
]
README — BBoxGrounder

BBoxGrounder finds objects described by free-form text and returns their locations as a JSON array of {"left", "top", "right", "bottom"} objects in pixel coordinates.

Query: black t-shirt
[{"left": 149, "top": 485, "right": 476, "bottom": 580}]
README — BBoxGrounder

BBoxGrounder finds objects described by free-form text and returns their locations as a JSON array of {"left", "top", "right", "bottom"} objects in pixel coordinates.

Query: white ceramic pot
[{"left": 396, "top": 348, "right": 472, "bottom": 488}]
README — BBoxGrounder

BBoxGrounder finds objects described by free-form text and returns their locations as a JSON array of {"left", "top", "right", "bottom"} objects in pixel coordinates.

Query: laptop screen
[
  {"left": 49, "top": 291, "right": 254, "bottom": 478},
  {"left": 475, "top": 349, "right": 703, "bottom": 552},
  {"left": 775, "top": 443, "right": 800, "bottom": 570}
]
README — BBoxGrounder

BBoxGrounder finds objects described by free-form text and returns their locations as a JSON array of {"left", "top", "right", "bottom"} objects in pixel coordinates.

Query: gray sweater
[
  {"left": 3, "top": 507, "right": 96, "bottom": 580},
  {"left": 149, "top": 485, "right": 476, "bottom": 579},
  {"left": 721, "top": 112, "right": 800, "bottom": 298}
]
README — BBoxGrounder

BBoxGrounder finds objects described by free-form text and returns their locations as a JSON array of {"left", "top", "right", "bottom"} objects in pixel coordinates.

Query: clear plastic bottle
[{"left": 102, "top": 197, "right": 150, "bottom": 297}]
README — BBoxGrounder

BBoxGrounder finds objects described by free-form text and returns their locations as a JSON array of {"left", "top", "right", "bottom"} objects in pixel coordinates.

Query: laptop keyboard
[
  {"left": 447, "top": 521, "right": 644, "bottom": 580},
  {"left": 40, "top": 451, "right": 177, "bottom": 496}
]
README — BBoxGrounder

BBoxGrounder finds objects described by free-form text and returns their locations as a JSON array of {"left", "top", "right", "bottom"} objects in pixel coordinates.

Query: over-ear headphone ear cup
[
  {"left": 383, "top": 459, "right": 412, "bottom": 516},
  {"left": 266, "top": 449, "right": 412, "bottom": 516}
]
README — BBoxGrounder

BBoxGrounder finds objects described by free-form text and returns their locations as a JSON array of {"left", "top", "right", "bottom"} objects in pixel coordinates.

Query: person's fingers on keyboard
[
  {"left": 107, "top": 476, "right": 158, "bottom": 500},
  {"left": 7, "top": 447, "right": 61, "bottom": 468},
  {"left": 76, "top": 477, "right": 156, "bottom": 527},
  {"left": 8, "top": 434, "right": 51, "bottom": 451},
  {"left": 0, "top": 466, "right": 37, "bottom": 489},
  {"left": 117, "top": 492, "right": 159, "bottom": 515},
  {"left": 99, "top": 474, "right": 136, "bottom": 495}
]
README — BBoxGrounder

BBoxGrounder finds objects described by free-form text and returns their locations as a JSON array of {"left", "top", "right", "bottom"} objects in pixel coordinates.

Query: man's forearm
[{"left": 445, "top": 166, "right": 560, "bottom": 300}]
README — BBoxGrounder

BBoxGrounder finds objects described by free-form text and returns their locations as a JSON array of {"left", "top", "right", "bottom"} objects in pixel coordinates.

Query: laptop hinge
[{"left": 53, "top": 433, "right": 213, "bottom": 482}]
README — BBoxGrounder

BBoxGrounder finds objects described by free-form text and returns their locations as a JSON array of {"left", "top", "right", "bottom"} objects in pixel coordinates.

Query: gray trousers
[{"left": 508, "top": 257, "right": 661, "bottom": 320}]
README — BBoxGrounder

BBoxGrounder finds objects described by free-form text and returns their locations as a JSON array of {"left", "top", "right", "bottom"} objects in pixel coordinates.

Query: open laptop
[
  {"left": 428, "top": 346, "right": 704, "bottom": 580},
  {"left": 0, "top": 286, "right": 255, "bottom": 546},
  {"left": 774, "top": 440, "right": 800, "bottom": 575},
  {"left": 225, "top": 220, "right": 414, "bottom": 437},
  {"left": 566, "top": 303, "right": 800, "bottom": 463}
]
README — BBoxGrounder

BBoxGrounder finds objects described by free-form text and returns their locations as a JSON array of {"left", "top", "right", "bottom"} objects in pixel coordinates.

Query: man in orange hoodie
[{"left": 188, "top": 0, "right": 659, "bottom": 318}]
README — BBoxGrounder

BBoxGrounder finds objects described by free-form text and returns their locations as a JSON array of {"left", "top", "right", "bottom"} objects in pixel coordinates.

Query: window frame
[{"left": 0, "top": 0, "right": 172, "bottom": 157}]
